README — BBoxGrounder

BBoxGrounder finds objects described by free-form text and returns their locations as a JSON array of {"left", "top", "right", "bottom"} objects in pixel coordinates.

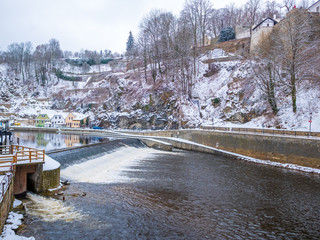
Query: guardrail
[
  {"left": 200, "top": 126, "right": 320, "bottom": 138},
  {"left": 0, "top": 145, "right": 45, "bottom": 167}
]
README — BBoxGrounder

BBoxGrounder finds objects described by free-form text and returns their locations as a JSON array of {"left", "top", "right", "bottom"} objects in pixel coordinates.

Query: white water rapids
[
  {"left": 24, "top": 193, "right": 83, "bottom": 222},
  {"left": 61, "top": 146, "right": 178, "bottom": 184}
]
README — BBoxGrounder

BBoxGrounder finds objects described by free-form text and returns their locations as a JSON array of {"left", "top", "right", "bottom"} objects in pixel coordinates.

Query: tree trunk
[{"left": 291, "top": 74, "right": 297, "bottom": 113}]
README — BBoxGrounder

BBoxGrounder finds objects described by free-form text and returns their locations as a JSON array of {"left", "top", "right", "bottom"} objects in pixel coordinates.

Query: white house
[
  {"left": 36, "top": 110, "right": 68, "bottom": 128},
  {"left": 51, "top": 112, "right": 69, "bottom": 128},
  {"left": 250, "top": 17, "right": 278, "bottom": 52},
  {"left": 309, "top": 0, "right": 320, "bottom": 13}
]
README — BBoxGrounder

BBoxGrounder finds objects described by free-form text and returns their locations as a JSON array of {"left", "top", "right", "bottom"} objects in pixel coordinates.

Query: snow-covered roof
[
  {"left": 52, "top": 112, "right": 69, "bottom": 119},
  {"left": 38, "top": 110, "right": 69, "bottom": 120},
  {"left": 73, "top": 113, "right": 89, "bottom": 121}
]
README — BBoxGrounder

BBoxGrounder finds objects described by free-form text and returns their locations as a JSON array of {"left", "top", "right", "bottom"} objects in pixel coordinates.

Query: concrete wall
[
  {"left": 140, "top": 138, "right": 172, "bottom": 151},
  {"left": 39, "top": 167, "right": 60, "bottom": 192},
  {"left": 124, "top": 130, "right": 320, "bottom": 169},
  {"left": 14, "top": 164, "right": 42, "bottom": 196},
  {"left": 0, "top": 177, "right": 13, "bottom": 234},
  {"left": 14, "top": 163, "right": 60, "bottom": 195}
]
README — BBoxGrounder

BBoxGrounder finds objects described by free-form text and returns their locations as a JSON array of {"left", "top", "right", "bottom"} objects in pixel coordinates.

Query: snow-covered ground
[{"left": 0, "top": 199, "right": 34, "bottom": 240}]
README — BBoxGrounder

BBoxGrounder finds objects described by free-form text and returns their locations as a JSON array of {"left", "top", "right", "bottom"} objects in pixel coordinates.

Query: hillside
[{"left": 1, "top": 48, "right": 320, "bottom": 132}]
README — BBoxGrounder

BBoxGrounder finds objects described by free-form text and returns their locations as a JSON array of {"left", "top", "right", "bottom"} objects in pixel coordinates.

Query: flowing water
[{"left": 13, "top": 134, "right": 320, "bottom": 239}]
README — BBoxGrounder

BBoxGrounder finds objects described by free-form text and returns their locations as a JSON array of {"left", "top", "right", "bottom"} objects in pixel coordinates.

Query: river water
[
  {"left": 12, "top": 131, "right": 104, "bottom": 151},
  {"left": 14, "top": 134, "right": 320, "bottom": 239}
]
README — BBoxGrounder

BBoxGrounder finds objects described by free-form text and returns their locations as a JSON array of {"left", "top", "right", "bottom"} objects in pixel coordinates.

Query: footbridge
[{"left": 0, "top": 145, "right": 46, "bottom": 198}]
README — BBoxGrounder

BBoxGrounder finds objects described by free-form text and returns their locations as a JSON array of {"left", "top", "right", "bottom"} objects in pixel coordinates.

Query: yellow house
[
  {"left": 65, "top": 112, "right": 89, "bottom": 128},
  {"left": 65, "top": 112, "right": 76, "bottom": 128},
  {"left": 73, "top": 114, "right": 89, "bottom": 128}
]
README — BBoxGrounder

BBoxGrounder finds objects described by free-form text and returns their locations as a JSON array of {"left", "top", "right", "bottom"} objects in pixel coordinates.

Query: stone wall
[{"left": 0, "top": 177, "right": 13, "bottom": 234}]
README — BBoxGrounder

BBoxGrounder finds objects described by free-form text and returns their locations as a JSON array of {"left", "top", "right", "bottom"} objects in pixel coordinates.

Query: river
[{"left": 13, "top": 132, "right": 320, "bottom": 239}]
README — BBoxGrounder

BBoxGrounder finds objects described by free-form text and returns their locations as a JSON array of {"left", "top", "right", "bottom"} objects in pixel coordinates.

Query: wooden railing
[{"left": 0, "top": 145, "right": 45, "bottom": 168}]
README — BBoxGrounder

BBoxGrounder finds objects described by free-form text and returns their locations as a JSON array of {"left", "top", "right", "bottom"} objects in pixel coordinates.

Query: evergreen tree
[
  {"left": 126, "top": 31, "right": 135, "bottom": 56},
  {"left": 219, "top": 27, "right": 235, "bottom": 42}
]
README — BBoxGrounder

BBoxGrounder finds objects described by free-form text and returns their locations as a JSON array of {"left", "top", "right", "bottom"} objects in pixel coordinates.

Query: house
[
  {"left": 250, "top": 17, "right": 278, "bottom": 53},
  {"left": 309, "top": 0, "right": 320, "bottom": 13},
  {"left": 65, "top": 112, "right": 89, "bottom": 128},
  {"left": 35, "top": 112, "right": 55, "bottom": 127},
  {"left": 73, "top": 114, "right": 89, "bottom": 128},
  {"left": 51, "top": 112, "right": 69, "bottom": 128},
  {"left": 36, "top": 110, "right": 69, "bottom": 128},
  {"left": 65, "top": 112, "right": 77, "bottom": 128}
]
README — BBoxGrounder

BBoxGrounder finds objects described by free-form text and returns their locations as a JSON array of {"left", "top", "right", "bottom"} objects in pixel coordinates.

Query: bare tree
[
  {"left": 282, "top": 0, "right": 296, "bottom": 12},
  {"left": 276, "top": 9, "right": 320, "bottom": 112},
  {"left": 251, "top": 30, "right": 281, "bottom": 113},
  {"left": 245, "top": 0, "right": 262, "bottom": 33}
]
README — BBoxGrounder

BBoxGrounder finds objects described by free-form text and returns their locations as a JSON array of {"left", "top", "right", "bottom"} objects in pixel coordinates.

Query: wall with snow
[{"left": 0, "top": 175, "right": 14, "bottom": 235}]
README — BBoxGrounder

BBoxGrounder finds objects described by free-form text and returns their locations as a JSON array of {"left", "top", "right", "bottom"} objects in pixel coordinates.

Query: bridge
[{"left": 0, "top": 145, "right": 45, "bottom": 200}]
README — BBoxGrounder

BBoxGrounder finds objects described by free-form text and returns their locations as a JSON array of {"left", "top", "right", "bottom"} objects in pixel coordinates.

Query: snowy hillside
[{"left": 1, "top": 50, "right": 320, "bottom": 131}]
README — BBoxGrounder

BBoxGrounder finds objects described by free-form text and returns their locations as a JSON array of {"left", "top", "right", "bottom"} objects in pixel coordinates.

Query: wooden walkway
[{"left": 0, "top": 145, "right": 45, "bottom": 172}]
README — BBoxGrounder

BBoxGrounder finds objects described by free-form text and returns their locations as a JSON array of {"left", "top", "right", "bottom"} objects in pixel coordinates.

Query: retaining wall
[
  {"left": 0, "top": 177, "right": 13, "bottom": 234},
  {"left": 124, "top": 130, "right": 320, "bottom": 169}
]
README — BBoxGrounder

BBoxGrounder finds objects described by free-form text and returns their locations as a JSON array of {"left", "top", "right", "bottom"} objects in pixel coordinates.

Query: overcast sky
[{"left": 1, "top": 0, "right": 249, "bottom": 54}]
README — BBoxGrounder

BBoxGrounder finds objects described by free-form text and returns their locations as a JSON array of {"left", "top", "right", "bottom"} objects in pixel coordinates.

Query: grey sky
[{"left": 1, "top": 0, "right": 248, "bottom": 54}]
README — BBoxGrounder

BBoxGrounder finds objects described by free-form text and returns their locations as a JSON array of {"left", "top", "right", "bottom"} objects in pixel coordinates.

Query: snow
[
  {"left": 0, "top": 212, "right": 34, "bottom": 240},
  {"left": 13, "top": 199, "right": 22, "bottom": 208},
  {"left": 43, "top": 155, "right": 61, "bottom": 171},
  {"left": 0, "top": 173, "right": 13, "bottom": 202}
]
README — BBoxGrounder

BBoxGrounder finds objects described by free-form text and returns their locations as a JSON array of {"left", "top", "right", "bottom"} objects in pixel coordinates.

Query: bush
[
  {"left": 219, "top": 27, "right": 235, "bottom": 42},
  {"left": 55, "top": 69, "right": 81, "bottom": 81}
]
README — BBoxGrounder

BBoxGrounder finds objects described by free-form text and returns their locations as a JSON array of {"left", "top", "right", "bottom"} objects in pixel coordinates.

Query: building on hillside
[
  {"left": 250, "top": 17, "right": 278, "bottom": 53},
  {"left": 51, "top": 112, "right": 69, "bottom": 128},
  {"left": 309, "top": 0, "right": 320, "bottom": 13},
  {"left": 35, "top": 112, "right": 55, "bottom": 127},
  {"left": 65, "top": 112, "right": 76, "bottom": 128},
  {"left": 73, "top": 114, "right": 89, "bottom": 128},
  {"left": 65, "top": 112, "right": 89, "bottom": 128}
]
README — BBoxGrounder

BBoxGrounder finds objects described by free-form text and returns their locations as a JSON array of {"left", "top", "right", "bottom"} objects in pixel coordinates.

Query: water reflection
[{"left": 13, "top": 131, "right": 103, "bottom": 151}]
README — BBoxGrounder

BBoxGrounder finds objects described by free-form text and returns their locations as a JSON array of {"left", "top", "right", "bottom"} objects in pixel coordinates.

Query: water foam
[
  {"left": 24, "top": 193, "right": 83, "bottom": 222},
  {"left": 61, "top": 147, "right": 176, "bottom": 184}
]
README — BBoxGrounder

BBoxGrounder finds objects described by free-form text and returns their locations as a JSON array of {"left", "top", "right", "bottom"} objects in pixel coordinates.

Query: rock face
[{"left": 97, "top": 91, "right": 180, "bottom": 130}]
